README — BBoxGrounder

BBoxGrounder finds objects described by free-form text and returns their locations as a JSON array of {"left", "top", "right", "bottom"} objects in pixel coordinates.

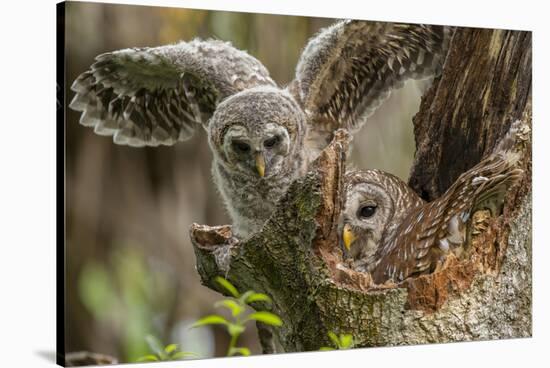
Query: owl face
[
  {"left": 340, "top": 170, "right": 424, "bottom": 266},
  {"left": 341, "top": 181, "right": 394, "bottom": 260},
  {"left": 222, "top": 122, "right": 290, "bottom": 178},
  {"left": 208, "top": 86, "right": 306, "bottom": 179}
]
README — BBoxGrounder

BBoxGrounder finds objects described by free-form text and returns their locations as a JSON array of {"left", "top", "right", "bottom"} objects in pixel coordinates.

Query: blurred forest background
[{"left": 64, "top": 1, "right": 424, "bottom": 363}]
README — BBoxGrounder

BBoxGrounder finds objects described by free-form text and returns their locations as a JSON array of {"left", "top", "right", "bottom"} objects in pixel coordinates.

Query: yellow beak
[
  {"left": 255, "top": 153, "right": 265, "bottom": 178},
  {"left": 342, "top": 224, "right": 356, "bottom": 251}
]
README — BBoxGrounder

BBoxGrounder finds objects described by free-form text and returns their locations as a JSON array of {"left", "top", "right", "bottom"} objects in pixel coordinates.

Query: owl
[
  {"left": 340, "top": 120, "right": 527, "bottom": 284},
  {"left": 69, "top": 20, "right": 452, "bottom": 237}
]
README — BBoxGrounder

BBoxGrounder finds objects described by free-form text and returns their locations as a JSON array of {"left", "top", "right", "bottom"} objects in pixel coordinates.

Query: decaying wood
[
  {"left": 409, "top": 27, "right": 532, "bottom": 200},
  {"left": 190, "top": 27, "right": 532, "bottom": 352}
]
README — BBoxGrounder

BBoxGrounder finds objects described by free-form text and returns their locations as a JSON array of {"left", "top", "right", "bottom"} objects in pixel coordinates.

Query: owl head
[
  {"left": 340, "top": 170, "right": 424, "bottom": 263},
  {"left": 208, "top": 86, "right": 306, "bottom": 179}
]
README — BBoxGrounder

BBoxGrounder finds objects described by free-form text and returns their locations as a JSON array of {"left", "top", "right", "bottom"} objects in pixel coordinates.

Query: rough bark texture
[
  {"left": 190, "top": 27, "right": 532, "bottom": 352},
  {"left": 409, "top": 28, "right": 532, "bottom": 200}
]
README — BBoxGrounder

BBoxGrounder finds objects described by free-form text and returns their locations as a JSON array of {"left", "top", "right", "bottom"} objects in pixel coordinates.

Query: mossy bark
[{"left": 190, "top": 27, "right": 532, "bottom": 352}]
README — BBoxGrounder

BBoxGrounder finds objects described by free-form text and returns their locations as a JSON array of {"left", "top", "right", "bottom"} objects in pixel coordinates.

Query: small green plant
[
  {"left": 135, "top": 277, "right": 282, "bottom": 362},
  {"left": 320, "top": 331, "right": 355, "bottom": 351},
  {"left": 191, "top": 276, "right": 282, "bottom": 357},
  {"left": 136, "top": 335, "right": 197, "bottom": 362}
]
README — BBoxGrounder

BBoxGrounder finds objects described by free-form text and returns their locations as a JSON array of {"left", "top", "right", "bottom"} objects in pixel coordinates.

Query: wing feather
[
  {"left": 70, "top": 39, "right": 275, "bottom": 147},
  {"left": 290, "top": 20, "right": 453, "bottom": 146},
  {"left": 371, "top": 121, "right": 527, "bottom": 284}
]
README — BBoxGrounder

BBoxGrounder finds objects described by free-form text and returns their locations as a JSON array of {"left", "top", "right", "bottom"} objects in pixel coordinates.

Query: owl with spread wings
[{"left": 70, "top": 20, "right": 452, "bottom": 237}]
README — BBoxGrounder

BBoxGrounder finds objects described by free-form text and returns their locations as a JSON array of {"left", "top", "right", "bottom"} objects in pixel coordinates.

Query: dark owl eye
[
  {"left": 264, "top": 136, "right": 280, "bottom": 148},
  {"left": 358, "top": 205, "right": 377, "bottom": 219},
  {"left": 232, "top": 141, "right": 250, "bottom": 153}
]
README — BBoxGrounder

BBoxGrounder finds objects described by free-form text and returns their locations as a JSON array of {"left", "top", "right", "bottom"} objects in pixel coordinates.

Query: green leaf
[
  {"left": 327, "top": 331, "right": 340, "bottom": 348},
  {"left": 227, "top": 323, "right": 246, "bottom": 337},
  {"left": 145, "top": 335, "right": 166, "bottom": 358},
  {"left": 229, "top": 347, "right": 251, "bottom": 356},
  {"left": 339, "top": 334, "right": 354, "bottom": 349},
  {"left": 136, "top": 354, "right": 159, "bottom": 362},
  {"left": 164, "top": 344, "right": 178, "bottom": 354},
  {"left": 171, "top": 351, "right": 197, "bottom": 360},
  {"left": 246, "top": 311, "right": 282, "bottom": 326},
  {"left": 215, "top": 299, "right": 245, "bottom": 317},
  {"left": 215, "top": 277, "right": 240, "bottom": 298},
  {"left": 319, "top": 347, "right": 335, "bottom": 351},
  {"left": 245, "top": 292, "right": 272, "bottom": 304},
  {"left": 191, "top": 315, "right": 229, "bottom": 328}
]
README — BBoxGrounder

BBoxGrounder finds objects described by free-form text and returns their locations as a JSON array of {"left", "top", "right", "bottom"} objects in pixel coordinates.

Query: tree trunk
[{"left": 190, "top": 27, "right": 532, "bottom": 352}]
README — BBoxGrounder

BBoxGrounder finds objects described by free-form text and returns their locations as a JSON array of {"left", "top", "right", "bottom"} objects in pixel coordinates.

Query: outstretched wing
[
  {"left": 70, "top": 39, "right": 275, "bottom": 147},
  {"left": 290, "top": 20, "right": 452, "bottom": 145},
  {"left": 371, "top": 121, "right": 528, "bottom": 284}
]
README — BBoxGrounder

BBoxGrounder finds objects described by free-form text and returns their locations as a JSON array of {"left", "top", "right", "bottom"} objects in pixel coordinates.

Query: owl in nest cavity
[
  {"left": 70, "top": 20, "right": 452, "bottom": 237},
  {"left": 340, "top": 120, "right": 528, "bottom": 284}
]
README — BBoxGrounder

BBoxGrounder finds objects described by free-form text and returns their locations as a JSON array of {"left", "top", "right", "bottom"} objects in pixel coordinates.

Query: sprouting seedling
[
  {"left": 136, "top": 335, "right": 197, "bottom": 362},
  {"left": 191, "top": 276, "right": 282, "bottom": 357},
  {"left": 319, "top": 332, "right": 355, "bottom": 351}
]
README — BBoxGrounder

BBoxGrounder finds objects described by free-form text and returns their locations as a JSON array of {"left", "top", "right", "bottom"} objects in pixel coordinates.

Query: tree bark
[{"left": 190, "top": 27, "right": 532, "bottom": 352}]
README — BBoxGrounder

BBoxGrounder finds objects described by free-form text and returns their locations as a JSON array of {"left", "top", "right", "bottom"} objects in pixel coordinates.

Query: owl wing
[
  {"left": 69, "top": 39, "right": 275, "bottom": 147},
  {"left": 289, "top": 20, "right": 452, "bottom": 146},
  {"left": 371, "top": 121, "right": 527, "bottom": 284}
]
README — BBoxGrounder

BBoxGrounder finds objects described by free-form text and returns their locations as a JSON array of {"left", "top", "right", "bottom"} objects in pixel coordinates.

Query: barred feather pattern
[
  {"left": 342, "top": 170, "right": 425, "bottom": 270},
  {"left": 292, "top": 20, "right": 453, "bottom": 145},
  {"left": 343, "top": 121, "right": 527, "bottom": 284},
  {"left": 69, "top": 39, "right": 275, "bottom": 147}
]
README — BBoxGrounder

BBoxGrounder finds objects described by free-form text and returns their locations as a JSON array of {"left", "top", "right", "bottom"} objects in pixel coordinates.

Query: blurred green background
[{"left": 64, "top": 2, "right": 422, "bottom": 362}]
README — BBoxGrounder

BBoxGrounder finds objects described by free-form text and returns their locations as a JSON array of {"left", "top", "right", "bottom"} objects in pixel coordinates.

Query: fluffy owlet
[
  {"left": 69, "top": 20, "right": 452, "bottom": 237},
  {"left": 340, "top": 121, "right": 527, "bottom": 284}
]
